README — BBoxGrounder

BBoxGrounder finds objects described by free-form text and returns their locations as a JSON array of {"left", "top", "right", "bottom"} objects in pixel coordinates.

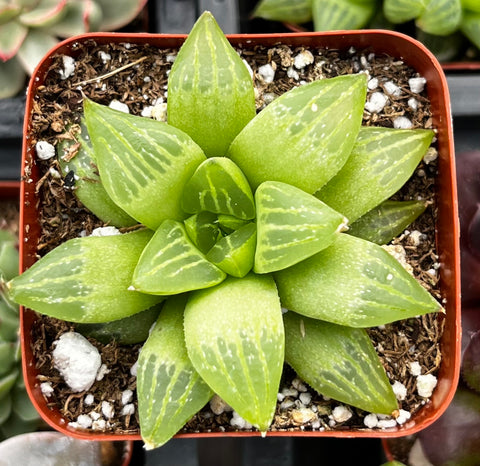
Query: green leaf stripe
[
  {"left": 312, "top": 0, "right": 376, "bottom": 31},
  {"left": 252, "top": 0, "right": 313, "bottom": 23},
  {"left": 383, "top": 0, "right": 426, "bottom": 24},
  {"left": 417, "top": 0, "right": 462, "bottom": 36}
]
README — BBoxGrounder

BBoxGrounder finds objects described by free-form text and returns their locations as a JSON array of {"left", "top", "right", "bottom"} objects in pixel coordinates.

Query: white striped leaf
[
  {"left": 274, "top": 233, "right": 442, "bottom": 328},
  {"left": 83, "top": 98, "right": 206, "bottom": 230},
  {"left": 348, "top": 200, "right": 427, "bottom": 245},
  {"left": 184, "top": 212, "right": 220, "bottom": 254},
  {"left": 8, "top": 230, "right": 162, "bottom": 323},
  {"left": 184, "top": 274, "right": 284, "bottom": 432},
  {"left": 206, "top": 223, "right": 256, "bottom": 278},
  {"left": 383, "top": 0, "right": 426, "bottom": 23},
  {"left": 217, "top": 214, "right": 249, "bottom": 233},
  {"left": 254, "top": 181, "right": 348, "bottom": 274},
  {"left": 315, "top": 126, "right": 434, "bottom": 223},
  {"left": 461, "top": 10, "right": 480, "bottom": 50},
  {"left": 284, "top": 311, "right": 398, "bottom": 414},
  {"left": 132, "top": 220, "right": 226, "bottom": 295},
  {"left": 182, "top": 157, "right": 255, "bottom": 220},
  {"left": 417, "top": 0, "right": 462, "bottom": 36},
  {"left": 57, "top": 121, "right": 137, "bottom": 227},
  {"left": 138, "top": 295, "right": 213, "bottom": 449},
  {"left": 312, "top": 0, "right": 376, "bottom": 31},
  {"left": 252, "top": 0, "right": 313, "bottom": 23},
  {"left": 167, "top": 11, "right": 256, "bottom": 157},
  {"left": 228, "top": 74, "right": 367, "bottom": 194}
]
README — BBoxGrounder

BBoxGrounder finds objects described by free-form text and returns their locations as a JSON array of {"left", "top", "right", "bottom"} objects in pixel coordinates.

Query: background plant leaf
[
  {"left": 312, "top": 0, "right": 376, "bottom": 31},
  {"left": 417, "top": 0, "right": 462, "bottom": 36},
  {"left": 252, "top": 0, "right": 313, "bottom": 23},
  {"left": 383, "top": 0, "right": 426, "bottom": 23}
]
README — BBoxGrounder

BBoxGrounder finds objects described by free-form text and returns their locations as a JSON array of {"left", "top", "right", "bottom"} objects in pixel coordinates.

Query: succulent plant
[
  {"left": 0, "top": 230, "right": 40, "bottom": 439},
  {"left": 8, "top": 12, "right": 443, "bottom": 448},
  {"left": 0, "top": 0, "right": 147, "bottom": 98}
]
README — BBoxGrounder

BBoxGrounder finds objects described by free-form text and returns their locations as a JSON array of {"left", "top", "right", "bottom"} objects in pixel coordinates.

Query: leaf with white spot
[
  {"left": 137, "top": 295, "right": 213, "bottom": 450},
  {"left": 284, "top": 311, "right": 398, "bottom": 414},
  {"left": 316, "top": 126, "right": 434, "bottom": 222},
  {"left": 274, "top": 233, "right": 442, "bottom": 327},
  {"left": 167, "top": 11, "right": 256, "bottom": 157},
  {"left": 132, "top": 220, "right": 226, "bottom": 295},
  {"left": 84, "top": 98, "right": 206, "bottom": 230},
  {"left": 254, "top": 181, "right": 347, "bottom": 274},
  {"left": 228, "top": 74, "right": 367, "bottom": 193},
  {"left": 8, "top": 230, "right": 162, "bottom": 323},
  {"left": 184, "top": 274, "right": 284, "bottom": 432}
]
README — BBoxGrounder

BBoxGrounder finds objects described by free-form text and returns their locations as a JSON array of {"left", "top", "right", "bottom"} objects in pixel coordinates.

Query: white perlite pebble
[
  {"left": 230, "top": 411, "right": 253, "bottom": 430},
  {"left": 364, "top": 92, "right": 388, "bottom": 113},
  {"left": 90, "top": 226, "right": 120, "bottom": 237},
  {"left": 40, "top": 382, "right": 54, "bottom": 397},
  {"left": 76, "top": 414, "right": 93, "bottom": 428},
  {"left": 292, "top": 378, "right": 308, "bottom": 392},
  {"left": 299, "top": 392, "right": 312, "bottom": 405},
  {"left": 109, "top": 100, "right": 130, "bottom": 113},
  {"left": 121, "top": 404, "right": 135, "bottom": 416},
  {"left": 89, "top": 411, "right": 101, "bottom": 421},
  {"left": 393, "top": 116, "right": 413, "bottom": 129},
  {"left": 287, "top": 66, "right": 299, "bottom": 80},
  {"left": 130, "top": 360, "right": 138, "bottom": 377},
  {"left": 332, "top": 405, "right": 352, "bottom": 423},
  {"left": 36, "top": 141, "right": 56, "bottom": 161},
  {"left": 364, "top": 413, "right": 378, "bottom": 428},
  {"left": 409, "top": 361, "right": 422, "bottom": 376},
  {"left": 84, "top": 394, "right": 95, "bottom": 405},
  {"left": 384, "top": 81, "right": 401, "bottom": 97},
  {"left": 292, "top": 408, "right": 316, "bottom": 424},
  {"left": 151, "top": 102, "right": 168, "bottom": 121},
  {"left": 396, "top": 409, "right": 411, "bottom": 425},
  {"left": 392, "top": 381, "right": 408, "bottom": 401},
  {"left": 210, "top": 394, "right": 232, "bottom": 415},
  {"left": 96, "top": 363, "right": 110, "bottom": 381},
  {"left": 378, "top": 418, "right": 397, "bottom": 429},
  {"left": 258, "top": 63, "right": 275, "bottom": 83},
  {"left": 52, "top": 332, "right": 101, "bottom": 392},
  {"left": 282, "top": 387, "right": 299, "bottom": 398},
  {"left": 92, "top": 419, "right": 106, "bottom": 430},
  {"left": 423, "top": 147, "right": 438, "bottom": 164},
  {"left": 59, "top": 55, "right": 75, "bottom": 79},
  {"left": 101, "top": 401, "right": 115, "bottom": 419},
  {"left": 294, "top": 50, "right": 314, "bottom": 69},
  {"left": 408, "top": 97, "right": 419, "bottom": 110},
  {"left": 122, "top": 389, "right": 133, "bottom": 405},
  {"left": 417, "top": 374, "right": 438, "bottom": 397},
  {"left": 367, "top": 77, "right": 379, "bottom": 90},
  {"left": 99, "top": 51, "right": 111, "bottom": 62},
  {"left": 382, "top": 244, "right": 413, "bottom": 274},
  {"left": 408, "top": 230, "right": 424, "bottom": 246},
  {"left": 409, "top": 77, "right": 427, "bottom": 94}
]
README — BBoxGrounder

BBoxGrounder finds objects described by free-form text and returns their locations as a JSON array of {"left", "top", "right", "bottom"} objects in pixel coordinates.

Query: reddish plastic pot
[{"left": 19, "top": 30, "right": 460, "bottom": 442}]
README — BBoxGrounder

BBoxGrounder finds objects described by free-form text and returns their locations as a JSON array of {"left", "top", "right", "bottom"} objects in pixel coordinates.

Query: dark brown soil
[{"left": 25, "top": 39, "right": 442, "bottom": 435}]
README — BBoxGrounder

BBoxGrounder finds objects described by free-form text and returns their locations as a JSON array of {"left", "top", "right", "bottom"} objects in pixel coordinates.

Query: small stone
[
  {"left": 40, "top": 382, "right": 54, "bottom": 397},
  {"left": 99, "top": 51, "right": 111, "bottom": 62},
  {"left": 408, "top": 230, "right": 424, "bottom": 246},
  {"left": 408, "top": 97, "right": 419, "bottom": 110},
  {"left": 392, "top": 381, "right": 407, "bottom": 401},
  {"left": 299, "top": 392, "right": 312, "bottom": 405},
  {"left": 292, "top": 378, "right": 308, "bottom": 392},
  {"left": 364, "top": 413, "right": 378, "bottom": 428},
  {"left": 130, "top": 361, "right": 138, "bottom": 376},
  {"left": 36, "top": 141, "right": 55, "bottom": 161},
  {"left": 76, "top": 414, "right": 93, "bottom": 429},
  {"left": 367, "top": 77, "right": 379, "bottom": 90},
  {"left": 423, "top": 147, "right": 438, "bottom": 164},
  {"left": 378, "top": 418, "right": 397, "bottom": 429},
  {"left": 121, "top": 404, "right": 135, "bottom": 416},
  {"left": 287, "top": 66, "right": 299, "bottom": 80},
  {"left": 331, "top": 405, "right": 352, "bottom": 423},
  {"left": 101, "top": 401, "right": 114, "bottom": 420},
  {"left": 121, "top": 390, "right": 133, "bottom": 405},
  {"left": 393, "top": 116, "right": 413, "bottom": 129},
  {"left": 291, "top": 408, "right": 316, "bottom": 425},
  {"left": 294, "top": 50, "right": 314, "bottom": 69},
  {"left": 279, "top": 399, "right": 295, "bottom": 410},
  {"left": 409, "top": 361, "right": 422, "bottom": 376},
  {"left": 384, "top": 81, "right": 401, "bottom": 97},
  {"left": 408, "top": 77, "right": 426, "bottom": 94},
  {"left": 89, "top": 411, "right": 101, "bottom": 421},
  {"left": 92, "top": 419, "right": 106, "bottom": 430},
  {"left": 258, "top": 63, "right": 275, "bottom": 83},
  {"left": 151, "top": 102, "right": 168, "bottom": 121},
  {"left": 365, "top": 92, "right": 388, "bottom": 113},
  {"left": 210, "top": 394, "right": 232, "bottom": 415},
  {"left": 84, "top": 394, "right": 95, "bottom": 405},
  {"left": 109, "top": 100, "right": 130, "bottom": 113},
  {"left": 396, "top": 409, "right": 411, "bottom": 425},
  {"left": 281, "top": 387, "right": 298, "bottom": 398},
  {"left": 91, "top": 226, "right": 121, "bottom": 237},
  {"left": 230, "top": 411, "right": 252, "bottom": 430},
  {"left": 59, "top": 56, "right": 75, "bottom": 79},
  {"left": 417, "top": 374, "right": 437, "bottom": 397}
]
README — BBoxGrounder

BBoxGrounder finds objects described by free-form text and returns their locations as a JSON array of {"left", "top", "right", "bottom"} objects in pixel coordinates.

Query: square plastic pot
[{"left": 19, "top": 30, "right": 461, "bottom": 442}]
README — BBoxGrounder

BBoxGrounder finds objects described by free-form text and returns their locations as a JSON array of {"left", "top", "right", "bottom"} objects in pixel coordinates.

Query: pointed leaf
[
  {"left": 132, "top": 220, "right": 226, "bottom": 295},
  {"left": 48, "top": 0, "right": 103, "bottom": 37},
  {"left": 184, "top": 212, "right": 219, "bottom": 254},
  {"left": 284, "top": 311, "right": 398, "bottom": 414},
  {"left": 57, "top": 121, "right": 137, "bottom": 227},
  {"left": 182, "top": 157, "right": 255, "bottom": 220},
  {"left": 417, "top": 0, "right": 462, "bottom": 36},
  {"left": 383, "top": 0, "right": 426, "bottom": 23},
  {"left": 348, "top": 200, "right": 427, "bottom": 245},
  {"left": 8, "top": 230, "right": 163, "bottom": 323},
  {"left": 84, "top": 98, "right": 206, "bottom": 230},
  {"left": 206, "top": 223, "right": 257, "bottom": 277},
  {"left": 252, "top": 0, "right": 313, "bottom": 23},
  {"left": 19, "top": 0, "right": 67, "bottom": 27},
  {"left": 138, "top": 295, "right": 213, "bottom": 449},
  {"left": 96, "top": 0, "right": 147, "bottom": 31},
  {"left": 312, "top": 0, "right": 376, "bottom": 31},
  {"left": 254, "top": 181, "right": 348, "bottom": 274},
  {"left": 0, "top": 21, "right": 27, "bottom": 61},
  {"left": 217, "top": 214, "right": 249, "bottom": 233},
  {"left": 316, "top": 126, "right": 434, "bottom": 222},
  {"left": 274, "top": 234, "right": 442, "bottom": 327},
  {"left": 167, "top": 11, "right": 256, "bottom": 157},
  {"left": 228, "top": 74, "right": 367, "bottom": 193},
  {"left": 0, "top": 57, "right": 25, "bottom": 98},
  {"left": 17, "top": 29, "right": 58, "bottom": 75},
  {"left": 184, "top": 274, "right": 284, "bottom": 432}
]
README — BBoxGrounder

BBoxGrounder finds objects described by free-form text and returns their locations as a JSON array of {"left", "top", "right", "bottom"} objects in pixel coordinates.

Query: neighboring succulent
[
  {"left": 0, "top": 230, "right": 40, "bottom": 439},
  {"left": 0, "top": 0, "right": 147, "bottom": 98},
  {"left": 8, "top": 12, "right": 442, "bottom": 449}
]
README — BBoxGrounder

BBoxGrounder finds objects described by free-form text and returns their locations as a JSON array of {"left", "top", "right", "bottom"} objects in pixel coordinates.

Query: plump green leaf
[
  {"left": 275, "top": 234, "right": 442, "bottom": 327},
  {"left": 184, "top": 274, "right": 284, "bottom": 432},
  {"left": 0, "top": 300, "right": 19, "bottom": 342},
  {"left": 138, "top": 295, "right": 213, "bottom": 449},
  {"left": 228, "top": 74, "right": 367, "bottom": 194},
  {"left": 96, "top": 0, "right": 147, "bottom": 31},
  {"left": 417, "top": 0, "right": 462, "bottom": 36},
  {"left": 18, "top": 0, "right": 67, "bottom": 27},
  {"left": 383, "top": 0, "right": 426, "bottom": 23},
  {"left": 217, "top": 214, "right": 249, "bottom": 233},
  {"left": 316, "top": 126, "right": 434, "bottom": 222},
  {"left": 76, "top": 303, "right": 162, "bottom": 345},
  {"left": 182, "top": 157, "right": 255, "bottom": 220},
  {"left": 0, "top": 57, "right": 25, "bottom": 98},
  {"left": 254, "top": 181, "right": 348, "bottom": 274},
  {"left": 0, "top": 239, "right": 18, "bottom": 281},
  {"left": 57, "top": 121, "right": 137, "bottom": 228},
  {"left": 461, "top": 10, "right": 480, "bottom": 49},
  {"left": 252, "top": 0, "right": 313, "bottom": 23},
  {"left": 0, "top": 5, "right": 21, "bottom": 26},
  {"left": 206, "top": 223, "right": 257, "bottom": 278},
  {"left": 84, "top": 98, "right": 206, "bottom": 230},
  {"left": 312, "top": 0, "right": 376, "bottom": 31},
  {"left": 0, "top": 21, "right": 27, "bottom": 61},
  {"left": 0, "top": 394, "right": 11, "bottom": 425},
  {"left": 0, "top": 342, "right": 16, "bottom": 377},
  {"left": 184, "top": 212, "right": 219, "bottom": 254},
  {"left": 284, "top": 311, "right": 398, "bottom": 414},
  {"left": 415, "top": 29, "right": 463, "bottom": 62},
  {"left": 167, "top": 11, "right": 256, "bottom": 157},
  {"left": 462, "top": 0, "right": 480, "bottom": 12},
  {"left": 348, "top": 200, "right": 427, "bottom": 245},
  {"left": 132, "top": 220, "right": 226, "bottom": 295},
  {"left": 48, "top": 0, "right": 103, "bottom": 38},
  {"left": 12, "top": 388, "right": 39, "bottom": 422},
  {"left": 16, "top": 28, "right": 58, "bottom": 75},
  {"left": 0, "top": 369, "right": 17, "bottom": 401},
  {"left": 8, "top": 229, "right": 163, "bottom": 323}
]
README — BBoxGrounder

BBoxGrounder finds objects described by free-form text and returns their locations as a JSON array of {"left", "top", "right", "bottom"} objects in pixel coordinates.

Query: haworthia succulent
[
  {"left": 182, "top": 157, "right": 255, "bottom": 220},
  {"left": 316, "top": 126, "right": 434, "bottom": 223},
  {"left": 347, "top": 200, "right": 427, "bottom": 245},
  {"left": 57, "top": 121, "right": 137, "bottom": 228},
  {"left": 252, "top": 0, "right": 313, "bottom": 23},
  {"left": 83, "top": 98, "right": 206, "bottom": 230},
  {"left": 206, "top": 223, "right": 257, "bottom": 277},
  {"left": 461, "top": 10, "right": 480, "bottom": 50},
  {"left": 0, "top": 231, "right": 18, "bottom": 281},
  {"left": 167, "top": 11, "right": 256, "bottom": 157},
  {"left": 254, "top": 181, "right": 348, "bottom": 274},
  {"left": 137, "top": 295, "right": 213, "bottom": 449},
  {"left": 217, "top": 214, "right": 249, "bottom": 233},
  {"left": 312, "top": 0, "right": 376, "bottom": 31},
  {"left": 132, "top": 220, "right": 226, "bottom": 295},
  {"left": 274, "top": 234, "right": 442, "bottom": 328},
  {"left": 417, "top": 0, "right": 462, "bottom": 36},
  {"left": 184, "top": 212, "right": 220, "bottom": 254},
  {"left": 383, "top": 0, "right": 426, "bottom": 24},
  {"left": 8, "top": 230, "right": 163, "bottom": 323},
  {"left": 184, "top": 274, "right": 284, "bottom": 432},
  {"left": 228, "top": 74, "right": 367, "bottom": 194},
  {"left": 284, "top": 311, "right": 398, "bottom": 414}
]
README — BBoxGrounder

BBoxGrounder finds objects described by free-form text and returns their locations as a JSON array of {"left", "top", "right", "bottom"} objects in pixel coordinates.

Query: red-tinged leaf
[
  {"left": 19, "top": 0, "right": 67, "bottom": 27},
  {"left": 17, "top": 28, "right": 57, "bottom": 75},
  {"left": 48, "top": 0, "right": 103, "bottom": 37},
  {"left": 0, "top": 5, "right": 21, "bottom": 26},
  {"left": 0, "top": 21, "right": 27, "bottom": 62},
  {"left": 96, "top": 0, "right": 147, "bottom": 31}
]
